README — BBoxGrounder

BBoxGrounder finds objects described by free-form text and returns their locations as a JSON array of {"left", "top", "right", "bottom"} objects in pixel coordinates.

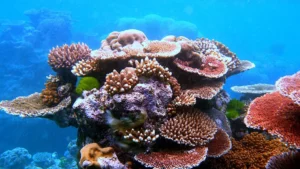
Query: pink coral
[
  {"left": 275, "top": 71, "right": 300, "bottom": 105},
  {"left": 245, "top": 91, "right": 300, "bottom": 148}
]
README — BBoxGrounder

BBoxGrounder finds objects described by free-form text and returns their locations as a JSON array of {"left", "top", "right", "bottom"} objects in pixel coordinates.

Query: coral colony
[{"left": 0, "top": 29, "right": 299, "bottom": 169}]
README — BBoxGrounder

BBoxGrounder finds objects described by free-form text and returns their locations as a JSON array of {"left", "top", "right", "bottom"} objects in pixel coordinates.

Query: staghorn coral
[
  {"left": 123, "top": 128, "right": 159, "bottom": 145},
  {"left": 266, "top": 151, "right": 300, "bottom": 169},
  {"left": 244, "top": 91, "right": 300, "bottom": 149},
  {"left": 104, "top": 67, "right": 138, "bottom": 95},
  {"left": 275, "top": 71, "right": 300, "bottom": 105},
  {"left": 206, "top": 132, "right": 289, "bottom": 169},
  {"left": 134, "top": 57, "right": 172, "bottom": 81},
  {"left": 48, "top": 42, "right": 91, "bottom": 70},
  {"left": 71, "top": 58, "right": 99, "bottom": 76},
  {"left": 160, "top": 108, "right": 218, "bottom": 146},
  {"left": 134, "top": 146, "right": 208, "bottom": 169},
  {"left": 173, "top": 93, "right": 196, "bottom": 106},
  {"left": 0, "top": 92, "right": 71, "bottom": 118},
  {"left": 79, "top": 143, "right": 126, "bottom": 169}
]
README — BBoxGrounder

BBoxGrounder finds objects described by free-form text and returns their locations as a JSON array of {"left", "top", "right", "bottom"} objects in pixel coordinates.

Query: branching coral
[
  {"left": 48, "top": 42, "right": 91, "bottom": 70},
  {"left": 104, "top": 67, "right": 138, "bottom": 95},
  {"left": 40, "top": 78, "right": 61, "bottom": 106},
  {"left": 71, "top": 58, "right": 99, "bottom": 76},
  {"left": 160, "top": 108, "right": 218, "bottom": 146},
  {"left": 206, "top": 132, "right": 289, "bottom": 169},
  {"left": 134, "top": 146, "right": 208, "bottom": 169},
  {"left": 173, "top": 93, "right": 196, "bottom": 106},
  {"left": 123, "top": 128, "right": 159, "bottom": 145}
]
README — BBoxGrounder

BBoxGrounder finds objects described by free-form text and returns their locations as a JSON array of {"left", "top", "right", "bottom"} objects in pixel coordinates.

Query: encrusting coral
[
  {"left": 79, "top": 143, "right": 126, "bottom": 169},
  {"left": 0, "top": 29, "right": 257, "bottom": 169},
  {"left": 245, "top": 71, "right": 300, "bottom": 149},
  {"left": 204, "top": 132, "right": 289, "bottom": 169}
]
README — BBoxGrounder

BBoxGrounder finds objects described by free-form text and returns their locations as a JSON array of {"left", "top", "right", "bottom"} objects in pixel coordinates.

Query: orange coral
[
  {"left": 79, "top": 143, "right": 114, "bottom": 168},
  {"left": 207, "top": 132, "right": 289, "bottom": 169},
  {"left": 40, "top": 80, "right": 61, "bottom": 106},
  {"left": 206, "top": 128, "right": 232, "bottom": 157}
]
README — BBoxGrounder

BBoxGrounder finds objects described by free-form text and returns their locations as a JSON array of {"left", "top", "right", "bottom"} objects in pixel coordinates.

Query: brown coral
[
  {"left": 0, "top": 93, "right": 71, "bottom": 117},
  {"left": 206, "top": 128, "right": 232, "bottom": 157},
  {"left": 275, "top": 71, "right": 300, "bottom": 105},
  {"left": 207, "top": 132, "right": 289, "bottom": 169},
  {"left": 71, "top": 58, "right": 99, "bottom": 76},
  {"left": 40, "top": 79, "right": 61, "bottom": 106},
  {"left": 104, "top": 67, "right": 138, "bottom": 95},
  {"left": 123, "top": 128, "right": 159, "bottom": 145},
  {"left": 134, "top": 146, "right": 208, "bottom": 169},
  {"left": 48, "top": 42, "right": 91, "bottom": 70},
  {"left": 79, "top": 143, "right": 114, "bottom": 168},
  {"left": 160, "top": 108, "right": 218, "bottom": 146}
]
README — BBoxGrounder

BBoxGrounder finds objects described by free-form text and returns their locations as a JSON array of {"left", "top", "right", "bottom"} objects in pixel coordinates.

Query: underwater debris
[{"left": 245, "top": 71, "right": 300, "bottom": 149}]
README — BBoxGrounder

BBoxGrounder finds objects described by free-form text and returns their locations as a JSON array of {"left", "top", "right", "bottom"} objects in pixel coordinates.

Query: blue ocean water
[{"left": 0, "top": 0, "right": 299, "bottom": 168}]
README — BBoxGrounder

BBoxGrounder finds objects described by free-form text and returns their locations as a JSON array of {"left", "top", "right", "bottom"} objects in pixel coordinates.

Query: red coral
[
  {"left": 275, "top": 71, "right": 300, "bottom": 105},
  {"left": 134, "top": 146, "right": 208, "bottom": 169},
  {"left": 245, "top": 91, "right": 300, "bottom": 148},
  {"left": 206, "top": 128, "right": 232, "bottom": 157}
]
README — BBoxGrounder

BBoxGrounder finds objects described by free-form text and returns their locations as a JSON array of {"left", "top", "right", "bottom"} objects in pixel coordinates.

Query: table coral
[{"left": 245, "top": 71, "right": 300, "bottom": 149}]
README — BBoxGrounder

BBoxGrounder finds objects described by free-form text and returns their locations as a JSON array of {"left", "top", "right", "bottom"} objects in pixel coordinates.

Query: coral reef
[
  {"left": 0, "top": 147, "right": 31, "bottom": 169},
  {"left": 204, "top": 132, "right": 289, "bottom": 169},
  {"left": 245, "top": 71, "right": 300, "bottom": 149},
  {"left": 266, "top": 151, "right": 300, "bottom": 169},
  {"left": 0, "top": 29, "right": 255, "bottom": 168},
  {"left": 32, "top": 152, "right": 55, "bottom": 168}
]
